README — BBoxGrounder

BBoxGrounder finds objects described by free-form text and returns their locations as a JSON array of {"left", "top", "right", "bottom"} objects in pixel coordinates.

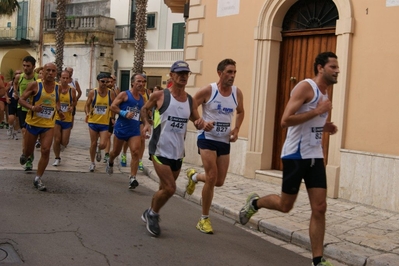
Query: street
[{"left": 0, "top": 170, "right": 311, "bottom": 265}]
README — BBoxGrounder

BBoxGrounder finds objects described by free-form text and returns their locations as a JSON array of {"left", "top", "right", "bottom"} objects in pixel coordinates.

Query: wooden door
[{"left": 272, "top": 29, "right": 337, "bottom": 170}]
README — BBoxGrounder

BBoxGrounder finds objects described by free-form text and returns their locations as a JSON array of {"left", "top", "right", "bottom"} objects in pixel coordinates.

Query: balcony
[
  {"left": 144, "top": 49, "right": 184, "bottom": 68},
  {"left": 43, "top": 15, "right": 115, "bottom": 45},
  {"left": 115, "top": 24, "right": 135, "bottom": 41},
  {"left": 44, "top": 15, "right": 115, "bottom": 32},
  {"left": 164, "top": 0, "right": 186, "bottom": 13},
  {"left": 0, "top": 27, "right": 35, "bottom": 40}
]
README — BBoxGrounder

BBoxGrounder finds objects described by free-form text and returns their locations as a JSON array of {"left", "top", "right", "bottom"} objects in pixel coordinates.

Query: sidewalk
[{"left": 1, "top": 112, "right": 399, "bottom": 266}]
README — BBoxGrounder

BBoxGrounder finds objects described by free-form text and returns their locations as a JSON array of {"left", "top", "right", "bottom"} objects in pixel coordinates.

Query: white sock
[
  {"left": 34, "top": 176, "right": 41, "bottom": 182},
  {"left": 201, "top": 215, "right": 209, "bottom": 220},
  {"left": 149, "top": 209, "right": 158, "bottom": 216},
  {"left": 192, "top": 173, "right": 198, "bottom": 183}
]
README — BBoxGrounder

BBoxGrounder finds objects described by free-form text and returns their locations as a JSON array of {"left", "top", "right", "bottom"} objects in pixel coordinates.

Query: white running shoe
[
  {"left": 52, "top": 158, "right": 61, "bottom": 166},
  {"left": 89, "top": 163, "right": 96, "bottom": 172}
]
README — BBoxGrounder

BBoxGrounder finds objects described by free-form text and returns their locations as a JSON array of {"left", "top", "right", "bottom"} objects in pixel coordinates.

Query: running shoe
[
  {"left": 89, "top": 163, "right": 96, "bottom": 172},
  {"left": 6, "top": 128, "right": 12, "bottom": 137},
  {"left": 129, "top": 176, "right": 139, "bottom": 189},
  {"left": 20, "top": 154, "right": 27, "bottom": 165},
  {"left": 138, "top": 161, "right": 144, "bottom": 171},
  {"left": 313, "top": 258, "right": 334, "bottom": 266},
  {"left": 52, "top": 158, "right": 61, "bottom": 166},
  {"left": 96, "top": 145, "right": 101, "bottom": 162},
  {"left": 120, "top": 153, "right": 127, "bottom": 167},
  {"left": 33, "top": 179, "right": 46, "bottom": 191},
  {"left": 239, "top": 193, "right": 260, "bottom": 225},
  {"left": 35, "top": 140, "right": 41, "bottom": 149},
  {"left": 13, "top": 132, "right": 18, "bottom": 140},
  {"left": 104, "top": 153, "right": 109, "bottom": 163},
  {"left": 141, "top": 209, "right": 161, "bottom": 237},
  {"left": 24, "top": 159, "right": 33, "bottom": 171},
  {"left": 186, "top": 169, "right": 197, "bottom": 195},
  {"left": 196, "top": 217, "right": 213, "bottom": 234},
  {"left": 106, "top": 162, "right": 113, "bottom": 175}
]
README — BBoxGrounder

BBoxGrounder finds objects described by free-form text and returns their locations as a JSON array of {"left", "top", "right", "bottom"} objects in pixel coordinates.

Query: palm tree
[
  {"left": 55, "top": 0, "right": 67, "bottom": 78},
  {"left": 132, "top": 0, "right": 148, "bottom": 74},
  {"left": 0, "top": 0, "right": 19, "bottom": 16}
]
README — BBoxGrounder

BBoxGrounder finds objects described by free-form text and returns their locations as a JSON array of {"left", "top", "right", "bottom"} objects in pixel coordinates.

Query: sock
[
  {"left": 192, "top": 173, "right": 198, "bottom": 182},
  {"left": 312, "top": 256, "right": 322, "bottom": 266},
  {"left": 34, "top": 176, "right": 41, "bottom": 182},
  {"left": 56, "top": 157, "right": 61, "bottom": 160},
  {"left": 252, "top": 199, "right": 259, "bottom": 210},
  {"left": 139, "top": 159, "right": 142, "bottom": 162},
  {"left": 105, "top": 153, "right": 109, "bottom": 156},
  {"left": 149, "top": 209, "right": 158, "bottom": 216},
  {"left": 109, "top": 162, "right": 114, "bottom": 167},
  {"left": 201, "top": 215, "right": 209, "bottom": 220}
]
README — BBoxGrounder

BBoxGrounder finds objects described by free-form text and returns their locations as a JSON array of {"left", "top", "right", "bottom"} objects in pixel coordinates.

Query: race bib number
[
  {"left": 167, "top": 116, "right": 188, "bottom": 133},
  {"left": 214, "top": 122, "right": 231, "bottom": 137},
  {"left": 94, "top": 105, "right": 107, "bottom": 115},
  {"left": 60, "top": 103, "right": 69, "bottom": 112},
  {"left": 127, "top": 106, "right": 140, "bottom": 121},
  {"left": 310, "top": 127, "right": 323, "bottom": 146},
  {"left": 36, "top": 106, "right": 55, "bottom": 119}
]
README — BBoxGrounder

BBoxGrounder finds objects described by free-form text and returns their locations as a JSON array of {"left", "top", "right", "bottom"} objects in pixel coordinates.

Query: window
[
  {"left": 147, "top": 13, "right": 156, "bottom": 29},
  {"left": 171, "top": 23, "right": 185, "bottom": 49}
]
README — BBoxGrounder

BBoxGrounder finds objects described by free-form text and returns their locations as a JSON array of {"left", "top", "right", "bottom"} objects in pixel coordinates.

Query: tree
[
  {"left": 55, "top": 0, "right": 67, "bottom": 78},
  {"left": 0, "top": 0, "right": 19, "bottom": 16},
  {"left": 132, "top": 0, "right": 148, "bottom": 74}
]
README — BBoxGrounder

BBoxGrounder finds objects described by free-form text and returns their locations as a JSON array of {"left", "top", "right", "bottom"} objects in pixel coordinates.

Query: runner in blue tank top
[{"left": 106, "top": 73, "right": 145, "bottom": 190}]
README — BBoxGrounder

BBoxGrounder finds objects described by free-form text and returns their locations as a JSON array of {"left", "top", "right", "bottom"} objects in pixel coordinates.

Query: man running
[
  {"left": 85, "top": 73, "right": 115, "bottom": 172},
  {"left": 140, "top": 61, "right": 212, "bottom": 237},
  {"left": 52, "top": 70, "right": 77, "bottom": 166},
  {"left": 18, "top": 63, "right": 64, "bottom": 191},
  {"left": 185, "top": 58, "right": 245, "bottom": 234},
  {"left": 106, "top": 73, "right": 145, "bottom": 189}
]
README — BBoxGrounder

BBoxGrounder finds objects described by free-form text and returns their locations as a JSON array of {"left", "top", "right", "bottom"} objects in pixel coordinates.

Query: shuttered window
[{"left": 171, "top": 23, "right": 185, "bottom": 49}]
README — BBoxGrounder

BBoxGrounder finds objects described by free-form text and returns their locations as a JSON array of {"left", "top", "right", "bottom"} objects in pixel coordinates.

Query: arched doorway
[
  {"left": 245, "top": 0, "right": 353, "bottom": 198},
  {"left": 271, "top": 0, "right": 338, "bottom": 170},
  {"left": 0, "top": 49, "right": 31, "bottom": 81}
]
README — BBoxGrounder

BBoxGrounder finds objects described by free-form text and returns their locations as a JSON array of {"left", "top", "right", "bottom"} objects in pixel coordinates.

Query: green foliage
[
  {"left": 5, "top": 68, "right": 14, "bottom": 82},
  {"left": 0, "top": 0, "right": 19, "bottom": 16}
]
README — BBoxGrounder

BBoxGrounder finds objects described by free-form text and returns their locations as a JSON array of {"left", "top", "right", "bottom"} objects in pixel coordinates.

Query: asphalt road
[{"left": 0, "top": 170, "right": 311, "bottom": 266}]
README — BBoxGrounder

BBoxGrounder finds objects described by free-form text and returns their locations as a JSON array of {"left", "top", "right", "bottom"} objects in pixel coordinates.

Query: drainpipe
[
  {"left": 89, "top": 40, "right": 94, "bottom": 90},
  {"left": 39, "top": 0, "right": 45, "bottom": 64}
]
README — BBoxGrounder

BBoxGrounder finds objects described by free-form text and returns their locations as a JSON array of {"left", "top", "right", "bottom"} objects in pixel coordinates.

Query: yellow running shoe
[
  {"left": 196, "top": 218, "right": 213, "bottom": 234},
  {"left": 186, "top": 169, "right": 197, "bottom": 195}
]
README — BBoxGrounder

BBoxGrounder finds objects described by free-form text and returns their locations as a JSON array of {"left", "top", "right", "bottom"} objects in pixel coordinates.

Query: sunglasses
[{"left": 99, "top": 80, "right": 108, "bottom": 83}]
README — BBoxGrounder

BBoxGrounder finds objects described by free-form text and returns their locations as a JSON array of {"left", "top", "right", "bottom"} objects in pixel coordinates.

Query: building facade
[{"left": 165, "top": 0, "right": 399, "bottom": 212}]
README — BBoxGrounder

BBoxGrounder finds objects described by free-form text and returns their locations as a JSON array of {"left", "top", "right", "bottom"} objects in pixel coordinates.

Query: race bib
[
  {"left": 94, "top": 105, "right": 107, "bottom": 115},
  {"left": 167, "top": 116, "right": 188, "bottom": 133},
  {"left": 213, "top": 122, "right": 231, "bottom": 137},
  {"left": 36, "top": 106, "right": 55, "bottom": 119},
  {"left": 310, "top": 127, "right": 323, "bottom": 146},
  {"left": 127, "top": 106, "right": 140, "bottom": 121},
  {"left": 60, "top": 103, "right": 69, "bottom": 112}
]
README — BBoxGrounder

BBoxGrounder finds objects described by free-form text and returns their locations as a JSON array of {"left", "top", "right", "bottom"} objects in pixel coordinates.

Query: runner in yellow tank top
[
  {"left": 85, "top": 73, "right": 115, "bottom": 172},
  {"left": 52, "top": 70, "right": 77, "bottom": 166},
  {"left": 18, "top": 63, "right": 65, "bottom": 191}
]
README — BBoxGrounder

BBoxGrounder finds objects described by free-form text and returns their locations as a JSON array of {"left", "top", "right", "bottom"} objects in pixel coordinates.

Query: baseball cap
[{"left": 170, "top": 61, "right": 190, "bottom": 72}]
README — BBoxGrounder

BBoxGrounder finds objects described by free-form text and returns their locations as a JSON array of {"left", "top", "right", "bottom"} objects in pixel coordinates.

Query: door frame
[{"left": 244, "top": 0, "right": 354, "bottom": 198}]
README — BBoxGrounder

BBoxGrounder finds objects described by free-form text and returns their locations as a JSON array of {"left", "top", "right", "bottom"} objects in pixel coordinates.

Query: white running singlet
[
  {"left": 197, "top": 82, "right": 238, "bottom": 144},
  {"left": 281, "top": 79, "right": 328, "bottom": 159}
]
